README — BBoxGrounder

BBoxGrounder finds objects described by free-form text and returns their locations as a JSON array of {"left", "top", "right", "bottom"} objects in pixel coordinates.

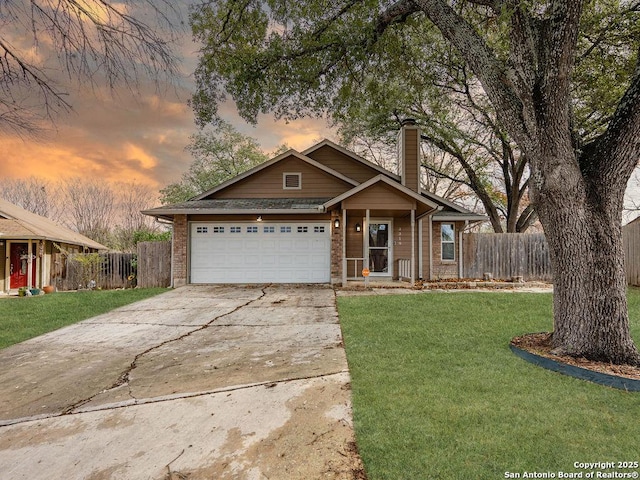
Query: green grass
[
  {"left": 338, "top": 291, "right": 640, "bottom": 480},
  {"left": 0, "top": 288, "right": 167, "bottom": 349}
]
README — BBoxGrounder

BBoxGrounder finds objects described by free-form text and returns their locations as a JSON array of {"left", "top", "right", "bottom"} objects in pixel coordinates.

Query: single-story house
[
  {"left": 0, "top": 199, "right": 107, "bottom": 293},
  {"left": 143, "top": 120, "right": 487, "bottom": 286}
]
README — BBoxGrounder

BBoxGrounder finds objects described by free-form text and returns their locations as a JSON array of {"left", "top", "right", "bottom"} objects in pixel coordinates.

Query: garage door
[{"left": 190, "top": 222, "right": 331, "bottom": 283}]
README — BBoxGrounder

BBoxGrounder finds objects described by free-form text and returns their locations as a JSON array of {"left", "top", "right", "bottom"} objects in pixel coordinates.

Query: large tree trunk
[{"left": 533, "top": 157, "right": 640, "bottom": 366}]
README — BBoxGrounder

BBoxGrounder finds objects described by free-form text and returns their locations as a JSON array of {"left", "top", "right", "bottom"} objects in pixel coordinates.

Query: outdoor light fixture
[
  {"left": 334, "top": 218, "right": 340, "bottom": 228},
  {"left": 257, "top": 215, "right": 263, "bottom": 222},
  {"left": 355, "top": 223, "right": 361, "bottom": 232}
]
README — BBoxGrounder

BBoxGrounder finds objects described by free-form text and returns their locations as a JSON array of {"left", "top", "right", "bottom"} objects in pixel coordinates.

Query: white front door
[
  {"left": 190, "top": 221, "right": 331, "bottom": 284},
  {"left": 368, "top": 220, "right": 392, "bottom": 276}
]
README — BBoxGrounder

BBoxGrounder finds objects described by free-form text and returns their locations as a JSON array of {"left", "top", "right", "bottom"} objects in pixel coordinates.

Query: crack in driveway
[{"left": 61, "top": 287, "right": 268, "bottom": 415}]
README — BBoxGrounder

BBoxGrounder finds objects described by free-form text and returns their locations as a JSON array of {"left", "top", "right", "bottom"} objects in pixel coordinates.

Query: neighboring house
[
  {"left": 0, "top": 199, "right": 107, "bottom": 293},
  {"left": 143, "top": 120, "right": 487, "bottom": 286}
]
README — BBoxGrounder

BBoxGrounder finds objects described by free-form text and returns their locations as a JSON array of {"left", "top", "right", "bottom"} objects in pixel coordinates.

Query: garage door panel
[{"left": 190, "top": 222, "right": 330, "bottom": 284}]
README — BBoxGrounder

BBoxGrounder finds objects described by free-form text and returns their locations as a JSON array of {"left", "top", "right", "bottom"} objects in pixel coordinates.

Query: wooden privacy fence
[
  {"left": 137, "top": 241, "right": 171, "bottom": 288},
  {"left": 54, "top": 241, "right": 171, "bottom": 290},
  {"left": 56, "top": 252, "right": 136, "bottom": 290},
  {"left": 462, "top": 233, "right": 553, "bottom": 282},
  {"left": 624, "top": 220, "right": 640, "bottom": 286}
]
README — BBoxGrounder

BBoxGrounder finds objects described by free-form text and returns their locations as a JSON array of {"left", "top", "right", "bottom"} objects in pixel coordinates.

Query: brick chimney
[{"left": 398, "top": 118, "right": 420, "bottom": 193}]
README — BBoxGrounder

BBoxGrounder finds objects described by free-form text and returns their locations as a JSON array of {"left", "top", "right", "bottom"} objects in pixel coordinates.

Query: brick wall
[
  {"left": 330, "top": 210, "right": 343, "bottom": 284},
  {"left": 172, "top": 215, "right": 188, "bottom": 287}
]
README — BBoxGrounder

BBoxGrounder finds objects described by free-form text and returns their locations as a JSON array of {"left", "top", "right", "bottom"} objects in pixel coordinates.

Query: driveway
[{"left": 0, "top": 285, "right": 365, "bottom": 479}]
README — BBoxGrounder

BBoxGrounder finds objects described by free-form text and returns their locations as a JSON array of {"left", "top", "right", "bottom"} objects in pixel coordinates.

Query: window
[
  {"left": 314, "top": 226, "right": 325, "bottom": 233},
  {"left": 247, "top": 226, "right": 258, "bottom": 233},
  {"left": 280, "top": 226, "right": 292, "bottom": 233},
  {"left": 264, "top": 226, "right": 275, "bottom": 233},
  {"left": 212, "top": 226, "right": 224, "bottom": 233},
  {"left": 196, "top": 226, "right": 208, "bottom": 234},
  {"left": 283, "top": 172, "right": 302, "bottom": 189},
  {"left": 230, "top": 226, "right": 241, "bottom": 233},
  {"left": 441, "top": 224, "right": 455, "bottom": 261},
  {"left": 297, "top": 226, "right": 308, "bottom": 233}
]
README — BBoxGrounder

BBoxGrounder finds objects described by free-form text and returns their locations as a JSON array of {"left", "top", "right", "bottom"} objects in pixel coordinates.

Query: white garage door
[{"left": 190, "top": 221, "right": 331, "bottom": 283}]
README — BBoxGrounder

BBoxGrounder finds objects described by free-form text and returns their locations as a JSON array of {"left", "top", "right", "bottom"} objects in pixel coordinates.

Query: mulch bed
[{"left": 511, "top": 332, "right": 640, "bottom": 381}]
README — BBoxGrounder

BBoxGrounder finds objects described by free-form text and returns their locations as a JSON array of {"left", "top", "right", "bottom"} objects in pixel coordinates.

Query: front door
[
  {"left": 9, "top": 243, "right": 36, "bottom": 289},
  {"left": 368, "top": 221, "right": 392, "bottom": 276}
]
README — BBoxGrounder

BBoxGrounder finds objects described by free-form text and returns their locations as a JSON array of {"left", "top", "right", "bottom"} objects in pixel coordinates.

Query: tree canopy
[
  {"left": 190, "top": 0, "right": 640, "bottom": 365},
  {"left": 191, "top": 0, "right": 638, "bottom": 234},
  {"left": 160, "top": 122, "right": 271, "bottom": 204}
]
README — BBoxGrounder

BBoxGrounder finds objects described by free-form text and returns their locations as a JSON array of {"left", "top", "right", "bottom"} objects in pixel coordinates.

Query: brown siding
[
  {"left": 211, "top": 156, "right": 352, "bottom": 199},
  {"left": 306, "top": 145, "right": 382, "bottom": 183},
  {"left": 189, "top": 213, "right": 331, "bottom": 222},
  {"left": 393, "top": 217, "right": 412, "bottom": 280},
  {"left": 342, "top": 183, "right": 416, "bottom": 210},
  {"left": 345, "top": 216, "right": 364, "bottom": 260},
  {"left": 401, "top": 127, "right": 420, "bottom": 193}
]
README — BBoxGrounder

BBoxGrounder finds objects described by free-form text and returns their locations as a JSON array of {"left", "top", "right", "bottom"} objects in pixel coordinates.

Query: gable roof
[
  {"left": 144, "top": 140, "right": 487, "bottom": 224},
  {"left": 192, "top": 149, "right": 359, "bottom": 201},
  {"left": 302, "top": 139, "right": 400, "bottom": 181},
  {"left": 324, "top": 174, "right": 439, "bottom": 210},
  {"left": 0, "top": 198, "right": 107, "bottom": 250}
]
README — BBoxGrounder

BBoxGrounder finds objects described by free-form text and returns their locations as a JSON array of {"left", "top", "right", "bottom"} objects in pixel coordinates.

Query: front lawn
[
  {"left": 338, "top": 291, "right": 640, "bottom": 480},
  {"left": 0, "top": 288, "right": 167, "bottom": 349}
]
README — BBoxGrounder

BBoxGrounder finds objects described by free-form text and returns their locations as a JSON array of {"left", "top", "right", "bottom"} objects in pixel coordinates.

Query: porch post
[
  {"left": 411, "top": 209, "right": 416, "bottom": 285},
  {"left": 27, "top": 240, "right": 33, "bottom": 288},
  {"left": 342, "top": 208, "right": 347, "bottom": 286},
  {"left": 365, "top": 209, "right": 370, "bottom": 287},
  {"left": 418, "top": 218, "right": 423, "bottom": 279}
]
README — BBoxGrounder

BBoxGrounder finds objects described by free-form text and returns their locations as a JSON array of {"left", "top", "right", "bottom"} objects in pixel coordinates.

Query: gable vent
[{"left": 283, "top": 173, "right": 302, "bottom": 189}]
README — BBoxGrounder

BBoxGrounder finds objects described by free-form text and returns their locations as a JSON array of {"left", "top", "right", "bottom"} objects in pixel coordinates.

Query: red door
[{"left": 9, "top": 243, "right": 36, "bottom": 289}]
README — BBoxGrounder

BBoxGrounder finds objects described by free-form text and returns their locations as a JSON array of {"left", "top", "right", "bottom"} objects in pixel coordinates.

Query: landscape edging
[{"left": 509, "top": 344, "right": 640, "bottom": 392}]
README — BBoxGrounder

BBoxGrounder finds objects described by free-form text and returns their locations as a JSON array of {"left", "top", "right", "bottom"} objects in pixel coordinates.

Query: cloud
[{"left": 0, "top": 0, "right": 336, "bottom": 203}]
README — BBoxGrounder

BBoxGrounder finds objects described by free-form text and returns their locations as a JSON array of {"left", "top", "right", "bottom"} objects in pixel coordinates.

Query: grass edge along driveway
[
  {"left": 0, "top": 288, "right": 167, "bottom": 350},
  {"left": 338, "top": 291, "right": 640, "bottom": 480}
]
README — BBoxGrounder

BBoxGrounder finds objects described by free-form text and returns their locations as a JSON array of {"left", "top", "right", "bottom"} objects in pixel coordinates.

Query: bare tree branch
[{"left": 0, "top": 0, "right": 182, "bottom": 135}]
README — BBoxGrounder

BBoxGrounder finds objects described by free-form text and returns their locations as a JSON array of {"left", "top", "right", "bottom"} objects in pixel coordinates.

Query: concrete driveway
[{"left": 0, "top": 285, "right": 365, "bottom": 479}]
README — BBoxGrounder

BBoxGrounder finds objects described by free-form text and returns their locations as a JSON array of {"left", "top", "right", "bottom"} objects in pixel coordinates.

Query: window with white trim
[
  {"left": 264, "top": 226, "right": 275, "bottom": 233},
  {"left": 280, "top": 226, "right": 292, "bottom": 233},
  {"left": 283, "top": 172, "right": 302, "bottom": 189},
  {"left": 441, "top": 223, "right": 455, "bottom": 261},
  {"left": 196, "top": 226, "right": 208, "bottom": 234},
  {"left": 247, "top": 226, "right": 258, "bottom": 233},
  {"left": 230, "top": 226, "right": 241, "bottom": 233},
  {"left": 314, "top": 226, "right": 325, "bottom": 233},
  {"left": 297, "top": 226, "right": 308, "bottom": 233},
  {"left": 212, "top": 226, "right": 224, "bottom": 233}
]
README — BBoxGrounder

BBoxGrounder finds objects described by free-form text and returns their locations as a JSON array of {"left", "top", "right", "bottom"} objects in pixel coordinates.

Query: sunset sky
[
  {"left": 1, "top": 1, "right": 639, "bottom": 221},
  {"left": 0, "top": 2, "right": 335, "bottom": 204}
]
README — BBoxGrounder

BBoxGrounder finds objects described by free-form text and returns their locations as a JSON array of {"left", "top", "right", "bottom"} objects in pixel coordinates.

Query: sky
[
  {"left": 0, "top": 1, "right": 336, "bottom": 203},
  {"left": 1, "top": 1, "right": 639, "bottom": 221}
]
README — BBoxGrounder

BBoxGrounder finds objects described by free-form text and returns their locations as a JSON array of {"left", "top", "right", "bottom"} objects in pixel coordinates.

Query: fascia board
[
  {"left": 142, "top": 208, "right": 327, "bottom": 216},
  {"left": 432, "top": 214, "right": 489, "bottom": 222}
]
